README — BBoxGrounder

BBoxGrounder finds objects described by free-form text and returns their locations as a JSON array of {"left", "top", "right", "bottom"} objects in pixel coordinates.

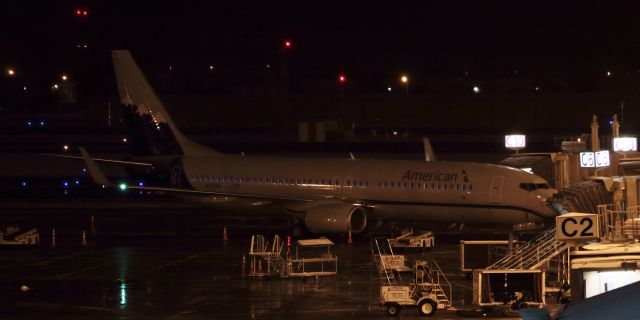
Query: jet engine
[{"left": 304, "top": 204, "right": 367, "bottom": 233}]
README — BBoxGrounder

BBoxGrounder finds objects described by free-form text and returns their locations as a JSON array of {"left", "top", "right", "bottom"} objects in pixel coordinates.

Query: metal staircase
[
  {"left": 485, "top": 228, "right": 569, "bottom": 270},
  {"left": 424, "top": 260, "right": 452, "bottom": 308},
  {"left": 371, "top": 238, "right": 452, "bottom": 308}
]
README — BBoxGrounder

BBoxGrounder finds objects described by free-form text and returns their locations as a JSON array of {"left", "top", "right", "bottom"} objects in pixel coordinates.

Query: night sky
[{"left": 2, "top": 1, "right": 640, "bottom": 95}]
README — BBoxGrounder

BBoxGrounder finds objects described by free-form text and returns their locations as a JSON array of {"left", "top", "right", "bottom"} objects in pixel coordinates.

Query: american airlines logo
[{"left": 402, "top": 170, "right": 461, "bottom": 182}]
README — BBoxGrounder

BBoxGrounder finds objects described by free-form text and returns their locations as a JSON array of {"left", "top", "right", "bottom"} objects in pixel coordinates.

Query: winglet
[{"left": 79, "top": 147, "right": 114, "bottom": 187}]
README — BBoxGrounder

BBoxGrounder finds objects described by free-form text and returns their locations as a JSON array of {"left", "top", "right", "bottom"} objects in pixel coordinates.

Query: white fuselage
[{"left": 180, "top": 155, "right": 557, "bottom": 225}]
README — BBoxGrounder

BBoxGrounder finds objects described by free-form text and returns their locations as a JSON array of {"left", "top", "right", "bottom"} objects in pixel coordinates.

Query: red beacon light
[
  {"left": 283, "top": 40, "right": 292, "bottom": 49},
  {"left": 338, "top": 74, "right": 347, "bottom": 84}
]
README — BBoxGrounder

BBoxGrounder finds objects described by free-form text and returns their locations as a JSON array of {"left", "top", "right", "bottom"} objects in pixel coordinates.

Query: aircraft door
[
  {"left": 490, "top": 176, "right": 504, "bottom": 203},
  {"left": 171, "top": 166, "right": 182, "bottom": 188}
]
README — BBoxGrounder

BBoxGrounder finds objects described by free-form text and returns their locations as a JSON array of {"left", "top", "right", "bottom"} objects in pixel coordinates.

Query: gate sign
[
  {"left": 613, "top": 137, "right": 637, "bottom": 152},
  {"left": 505, "top": 134, "right": 526, "bottom": 150},
  {"left": 595, "top": 150, "right": 610, "bottom": 167},
  {"left": 579, "top": 152, "right": 595, "bottom": 168},
  {"left": 580, "top": 151, "right": 610, "bottom": 168},
  {"left": 556, "top": 213, "right": 600, "bottom": 242}
]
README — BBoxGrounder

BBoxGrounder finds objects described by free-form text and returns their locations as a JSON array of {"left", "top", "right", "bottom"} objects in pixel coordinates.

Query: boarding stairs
[
  {"left": 371, "top": 238, "right": 452, "bottom": 309},
  {"left": 485, "top": 228, "right": 569, "bottom": 270}
]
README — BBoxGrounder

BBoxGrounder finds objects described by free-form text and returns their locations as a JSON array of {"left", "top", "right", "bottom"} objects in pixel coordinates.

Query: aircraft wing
[
  {"left": 42, "top": 153, "right": 153, "bottom": 168},
  {"left": 123, "top": 184, "right": 317, "bottom": 202}
]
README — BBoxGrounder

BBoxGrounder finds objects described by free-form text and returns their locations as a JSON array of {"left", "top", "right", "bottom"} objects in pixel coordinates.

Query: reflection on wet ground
[{"left": 0, "top": 199, "right": 519, "bottom": 319}]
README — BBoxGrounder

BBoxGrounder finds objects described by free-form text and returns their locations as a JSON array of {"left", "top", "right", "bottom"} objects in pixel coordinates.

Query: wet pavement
[{"left": 0, "top": 198, "right": 522, "bottom": 319}]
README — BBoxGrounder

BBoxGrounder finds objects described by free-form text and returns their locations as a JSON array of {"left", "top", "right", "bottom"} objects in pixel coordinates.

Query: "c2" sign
[{"left": 556, "top": 213, "right": 600, "bottom": 242}]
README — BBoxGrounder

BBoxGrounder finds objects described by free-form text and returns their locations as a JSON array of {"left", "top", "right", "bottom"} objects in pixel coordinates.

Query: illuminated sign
[
  {"left": 556, "top": 213, "right": 600, "bottom": 242},
  {"left": 580, "top": 152, "right": 595, "bottom": 168},
  {"left": 505, "top": 134, "right": 526, "bottom": 150},
  {"left": 613, "top": 137, "right": 637, "bottom": 152},
  {"left": 595, "top": 150, "right": 610, "bottom": 167},
  {"left": 580, "top": 151, "right": 610, "bottom": 168}
]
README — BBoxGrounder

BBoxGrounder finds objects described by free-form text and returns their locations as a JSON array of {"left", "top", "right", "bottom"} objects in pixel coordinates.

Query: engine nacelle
[{"left": 304, "top": 204, "right": 367, "bottom": 233}]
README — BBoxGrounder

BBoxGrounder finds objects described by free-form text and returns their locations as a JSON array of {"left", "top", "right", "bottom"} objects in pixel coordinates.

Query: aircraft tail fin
[
  {"left": 423, "top": 137, "right": 437, "bottom": 161},
  {"left": 111, "top": 50, "right": 220, "bottom": 157}
]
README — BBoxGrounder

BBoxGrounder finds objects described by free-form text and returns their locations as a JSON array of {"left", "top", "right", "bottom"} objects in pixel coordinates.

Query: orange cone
[
  {"left": 223, "top": 226, "right": 229, "bottom": 241},
  {"left": 51, "top": 228, "right": 56, "bottom": 248},
  {"left": 347, "top": 230, "right": 353, "bottom": 245},
  {"left": 81, "top": 230, "right": 87, "bottom": 247},
  {"left": 242, "top": 255, "right": 246, "bottom": 276}
]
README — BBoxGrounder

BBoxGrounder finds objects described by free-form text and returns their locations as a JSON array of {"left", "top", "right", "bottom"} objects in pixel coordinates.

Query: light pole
[
  {"left": 400, "top": 75, "right": 409, "bottom": 94},
  {"left": 280, "top": 39, "right": 293, "bottom": 136},
  {"left": 338, "top": 74, "right": 346, "bottom": 130},
  {"left": 400, "top": 75, "right": 410, "bottom": 140}
]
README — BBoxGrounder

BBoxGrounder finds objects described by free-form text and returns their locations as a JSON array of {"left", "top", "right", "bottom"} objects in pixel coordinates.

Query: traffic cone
[
  {"left": 81, "top": 230, "right": 87, "bottom": 247},
  {"left": 347, "top": 230, "right": 353, "bottom": 245},
  {"left": 241, "top": 254, "right": 246, "bottom": 276},
  {"left": 223, "top": 226, "right": 229, "bottom": 241},
  {"left": 51, "top": 228, "right": 56, "bottom": 248}
]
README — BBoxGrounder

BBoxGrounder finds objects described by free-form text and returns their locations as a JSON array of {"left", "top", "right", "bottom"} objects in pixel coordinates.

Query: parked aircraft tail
[{"left": 111, "top": 50, "right": 220, "bottom": 157}]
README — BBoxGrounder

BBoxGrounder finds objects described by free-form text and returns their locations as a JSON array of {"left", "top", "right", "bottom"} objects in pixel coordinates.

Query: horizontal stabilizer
[{"left": 42, "top": 153, "right": 153, "bottom": 168}]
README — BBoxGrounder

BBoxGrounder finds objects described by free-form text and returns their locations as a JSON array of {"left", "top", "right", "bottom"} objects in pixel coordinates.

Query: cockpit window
[
  {"left": 519, "top": 183, "right": 538, "bottom": 191},
  {"left": 520, "top": 183, "right": 550, "bottom": 191}
]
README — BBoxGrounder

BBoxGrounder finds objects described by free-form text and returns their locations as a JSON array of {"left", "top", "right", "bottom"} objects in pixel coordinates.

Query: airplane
[{"left": 67, "top": 50, "right": 560, "bottom": 234}]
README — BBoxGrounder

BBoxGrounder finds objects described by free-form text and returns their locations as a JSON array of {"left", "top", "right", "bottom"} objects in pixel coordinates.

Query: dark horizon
[{"left": 2, "top": 1, "right": 640, "bottom": 95}]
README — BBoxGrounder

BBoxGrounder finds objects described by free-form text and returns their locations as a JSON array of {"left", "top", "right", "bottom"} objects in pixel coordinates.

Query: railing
[
  {"left": 486, "top": 228, "right": 568, "bottom": 270},
  {"left": 429, "top": 260, "right": 452, "bottom": 307}
]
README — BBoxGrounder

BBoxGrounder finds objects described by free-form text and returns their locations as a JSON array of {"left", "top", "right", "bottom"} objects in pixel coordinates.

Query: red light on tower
[
  {"left": 338, "top": 74, "right": 347, "bottom": 84},
  {"left": 75, "top": 8, "right": 89, "bottom": 16},
  {"left": 283, "top": 39, "right": 292, "bottom": 49}
]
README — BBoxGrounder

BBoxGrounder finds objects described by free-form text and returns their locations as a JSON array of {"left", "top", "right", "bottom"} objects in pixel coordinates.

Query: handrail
[{"left": 431, "top": 260, "right": 452, "bottom": 306}]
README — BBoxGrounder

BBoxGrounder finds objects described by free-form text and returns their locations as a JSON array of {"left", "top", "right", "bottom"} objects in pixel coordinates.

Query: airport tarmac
[{"left": 0, "top": 197, "right": 523, "bottom": 319}]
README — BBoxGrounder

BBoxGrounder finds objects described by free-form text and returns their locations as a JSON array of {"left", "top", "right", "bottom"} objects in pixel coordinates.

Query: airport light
[
  {"left": 63, "top": 144, "right": 69, "bottom": 151},
  {"left": 208, "top": 65, "right": 214, "bottom": 71},
  {"left": 26, "top": 120, "right": 33, "bottom": 128},
  {"left": 39, "top": 120, "right": 45, "bottom": 127},
  {"left": 606, "top": 70, "right": 612, "bottom": 78},
  {"left": 7, "top": 69, "right": 15, "bottom": 77},
  {"left": 119, "top": 183, "right": 127, "bottom": 191},
  {"left": 400, "top": 75, "right": 409, "bottom": 94},
  {"left": 61, "top": 74, "right": 68, "bottom": 81},
  {"left": 52, "top": 83, "right": 59, "bottom": 90},
  {"left": 387, "top": 87, "right": 392, "bottom": 92},
  {"left": 613, "top": 137, "right": 637, "bottom": 152},
  {"left": 283, "top": 39, "right": 293, "bottom": 49},
  {"left": 473, "top": 86, "right": 480, "bottom": 94},
  {"left": 338, "top": 74, "right": 346, "bottom": 84},
  {"left": 122, "top": 137, "right": 128, "bottom": 143}
]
